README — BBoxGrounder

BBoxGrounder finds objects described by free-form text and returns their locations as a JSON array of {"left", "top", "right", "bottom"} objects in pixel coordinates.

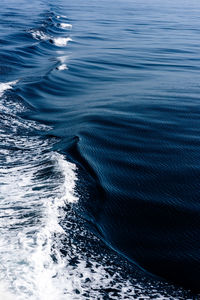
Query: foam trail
[
  {"left": 0, "top": 140, "right": 78, "bottom": 299},
  {"left": 0, "top": 85, "right": 79, "bottom": 299}
]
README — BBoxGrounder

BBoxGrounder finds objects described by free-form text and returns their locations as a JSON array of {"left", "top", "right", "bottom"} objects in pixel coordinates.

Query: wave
[
  {"left": 0, "top": 3, "right": 197, "bottom": 298},
  {"left": 0, "top": 81, "right": 18, "bottom": 96},
  {"left": 0, "top": 78, "right": 189, "bottom": 299}
]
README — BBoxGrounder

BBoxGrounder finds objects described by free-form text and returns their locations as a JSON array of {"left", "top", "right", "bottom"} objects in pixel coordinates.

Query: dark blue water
[{"left": 0, "top": 0, "right": 200, "bottom": 298}]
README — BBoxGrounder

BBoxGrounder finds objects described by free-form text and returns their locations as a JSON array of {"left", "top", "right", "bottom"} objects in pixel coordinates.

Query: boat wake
[{"left": 0, "top": 7, "right": 195, "bottom": 299}]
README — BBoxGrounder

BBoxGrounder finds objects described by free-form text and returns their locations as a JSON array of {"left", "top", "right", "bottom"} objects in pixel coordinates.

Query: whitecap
[
  {"left": 0, "top": 81, "right": 18, "bottom": 97},
  {"left": 30, "top": 30, "right": 49, "bottom": 41},
  {"left": 60, "top": 23, "right": 72, "bottom": 29},
  {"left": 52, "top": 37, "right": 72, "bottom": 47},
  {"left": 57, "top": 64, "right": 68, "bottom": 71}
]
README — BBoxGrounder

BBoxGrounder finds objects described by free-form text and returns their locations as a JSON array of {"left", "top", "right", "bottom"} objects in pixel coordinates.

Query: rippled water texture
[{"left": 0, "top": 0, "right": 200, "bottom": 298}]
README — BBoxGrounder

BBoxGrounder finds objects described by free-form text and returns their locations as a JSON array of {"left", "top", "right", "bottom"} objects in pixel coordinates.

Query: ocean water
[{"left": 0, "top": 0, "right": 200, "bottom": 299}]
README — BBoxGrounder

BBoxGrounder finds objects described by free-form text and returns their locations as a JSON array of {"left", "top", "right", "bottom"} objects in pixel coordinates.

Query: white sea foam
[
  {"left": 60, "top": 23, "right": 72, "bottom": 29},
  {"left": 0, "top": 283, "right": 14, "bottom": 300},
  {"left": 0, "top": 154, "right": 77, "bottom": 299},
  {"left": 29, "top": 29, "right": 72, "bottom": 47},
  {"left": 0, "top": 81, "right": 18, "bottom": 97},
  {"left": 30, "top": 30, "right": 49, "bottom": 41},
  {"left": 53, "top": 37, "right": 72, "bottom": 47},
  {"left": 0, "top": 89, "right": 77, "bottom": 299},
  {"left": 56, "top": 15, "right": 67, "bottom": 19},
  {"left": 57, "top": 64, "right": 68, "bottom": 71},
  {"left": 0, "top": 115, "right": 78, "bottom": 299}
]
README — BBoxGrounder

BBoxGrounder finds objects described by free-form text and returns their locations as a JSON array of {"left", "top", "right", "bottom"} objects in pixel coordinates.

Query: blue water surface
[{"left": 0, "top": 0, "right": 200, "bottom": 298}]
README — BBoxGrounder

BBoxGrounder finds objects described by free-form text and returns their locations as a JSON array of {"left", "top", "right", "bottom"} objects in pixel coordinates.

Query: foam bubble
[
  {"left": 52, "top": 37, "right": 72, "bottom": 47},
  {"left": 60, "top": 23, "right": 72, "bottom": 29}
]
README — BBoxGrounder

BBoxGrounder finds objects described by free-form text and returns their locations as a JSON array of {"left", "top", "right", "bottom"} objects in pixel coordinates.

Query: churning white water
[{"left": 0, "top": 81, "right": 78, "bottom": 299}]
